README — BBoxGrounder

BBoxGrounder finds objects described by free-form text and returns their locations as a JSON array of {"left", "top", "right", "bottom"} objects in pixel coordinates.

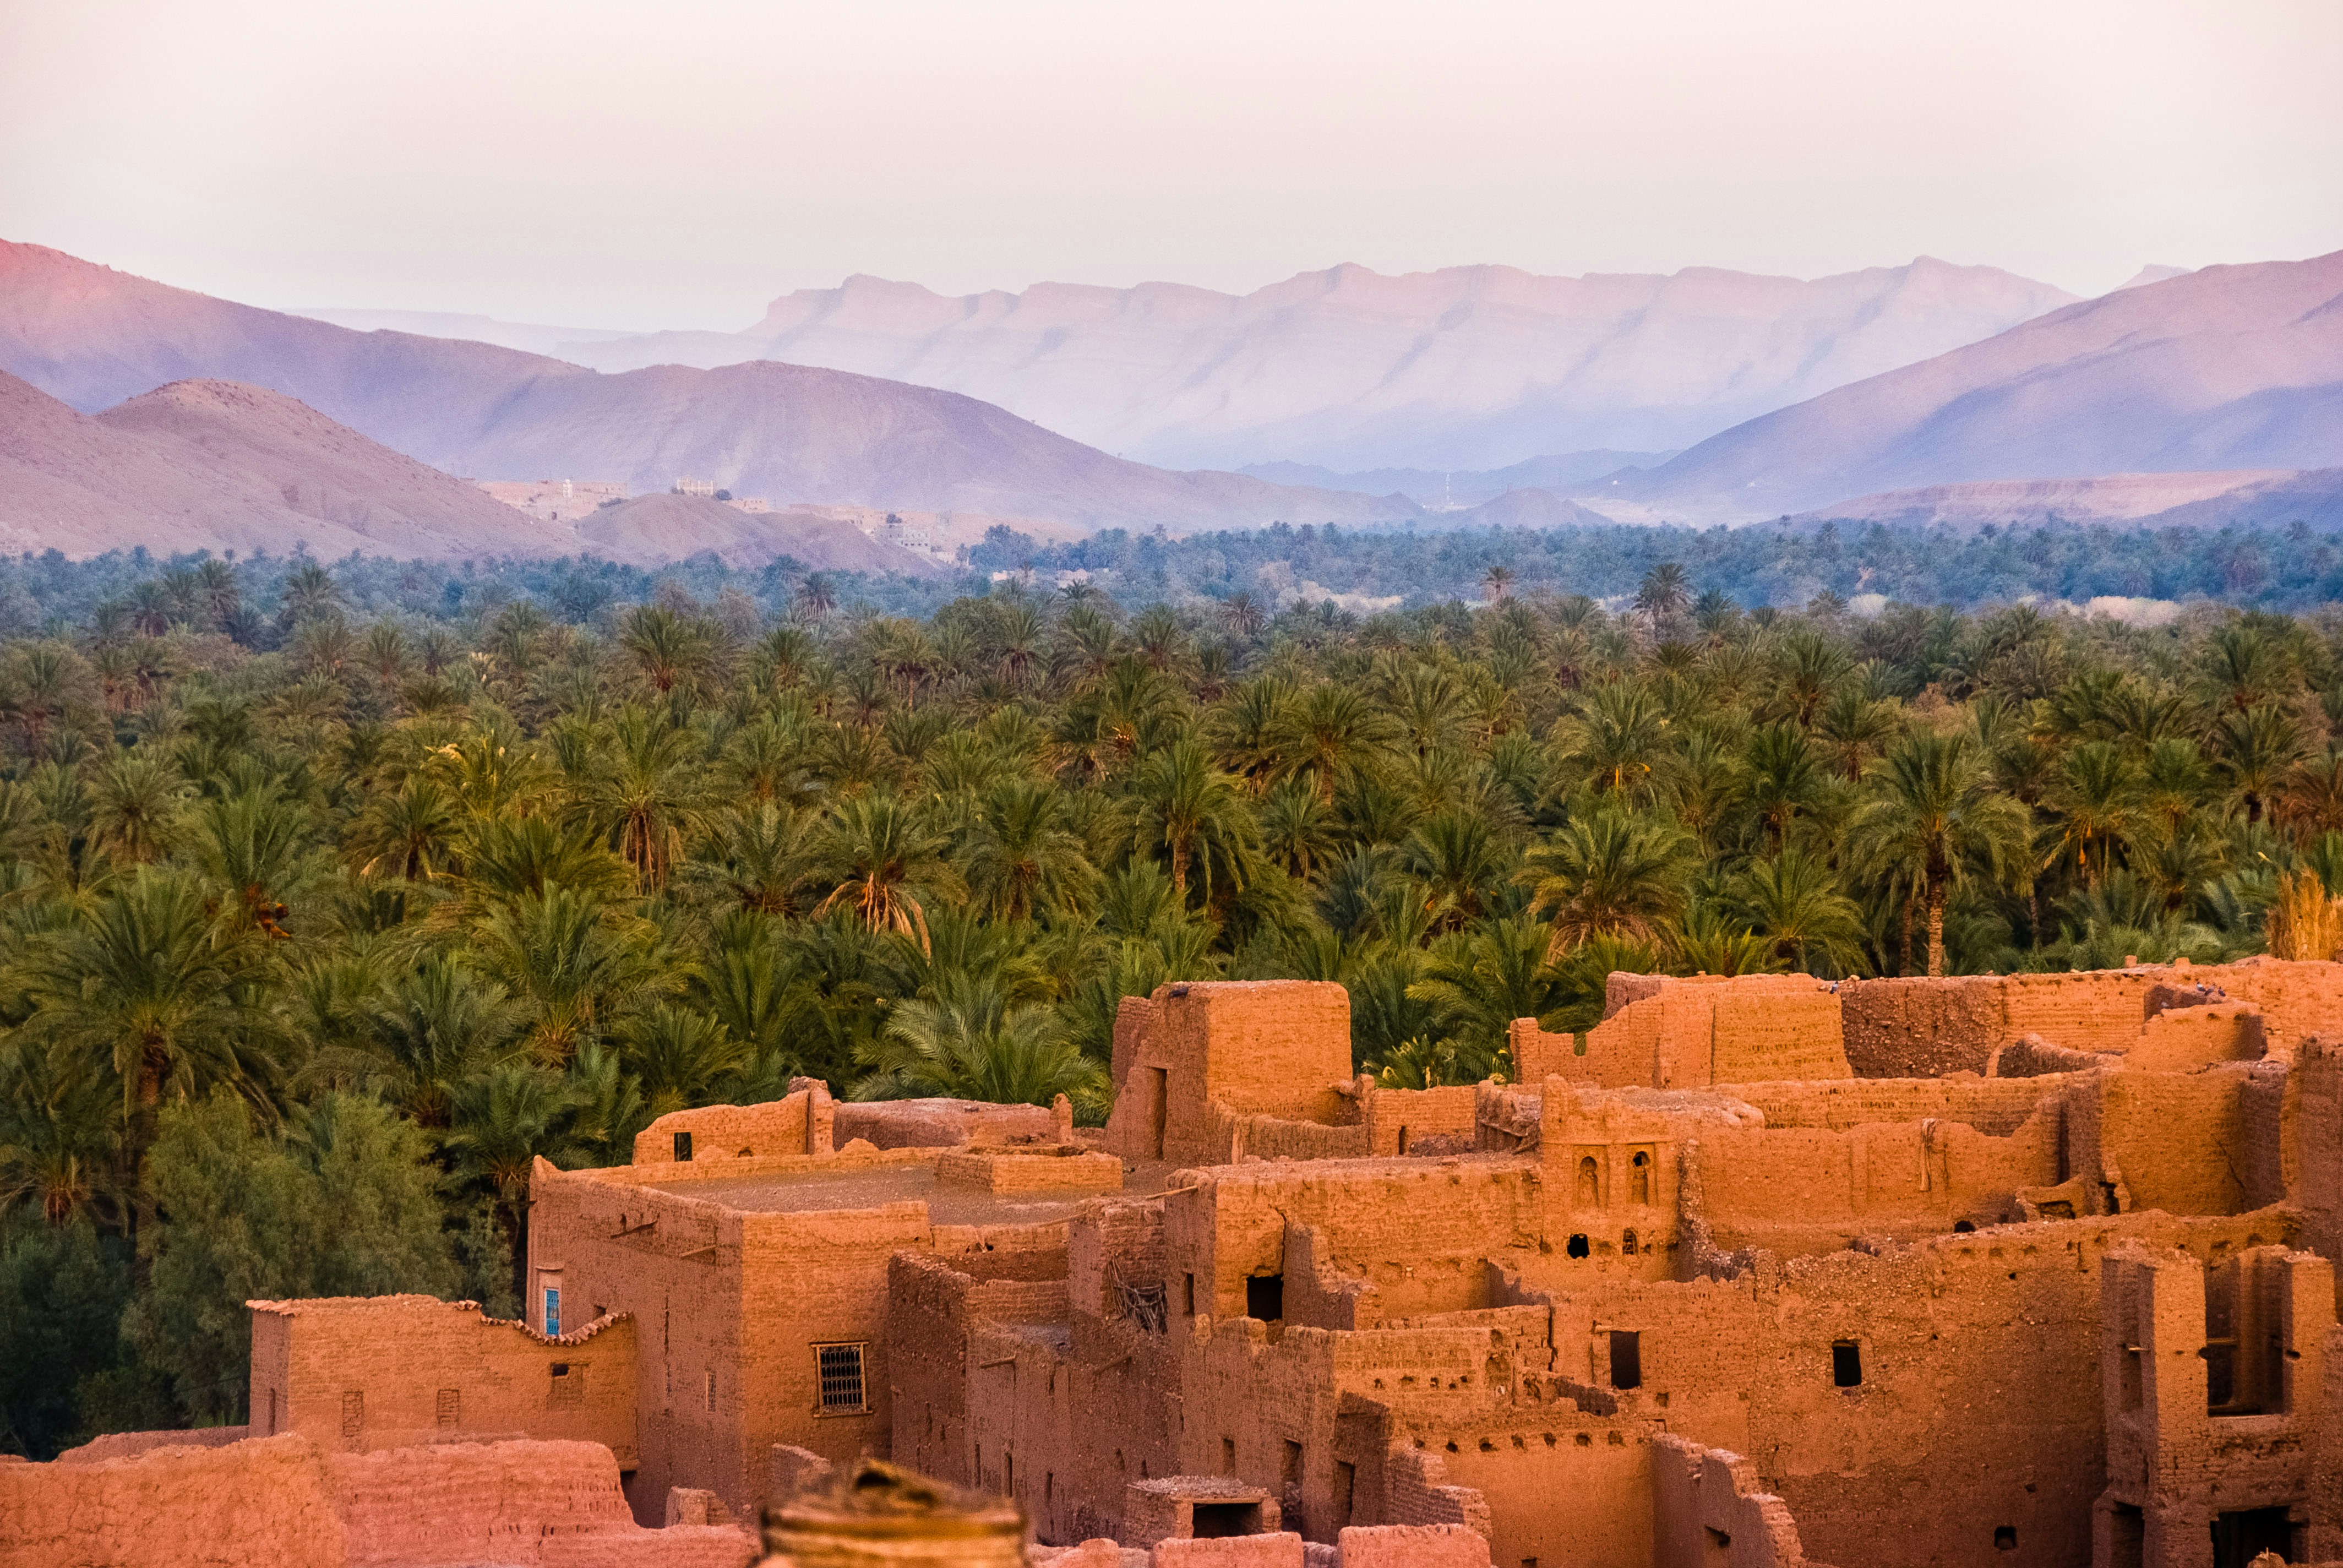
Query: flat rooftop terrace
[{"left": 640, "top": 1159, "right": 1132, "bottom": 1227}]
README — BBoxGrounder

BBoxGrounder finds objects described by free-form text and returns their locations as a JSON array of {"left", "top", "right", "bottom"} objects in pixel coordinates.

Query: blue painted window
[{"left": 544, "top": 1286, "right": 561, "bottom": 1337}]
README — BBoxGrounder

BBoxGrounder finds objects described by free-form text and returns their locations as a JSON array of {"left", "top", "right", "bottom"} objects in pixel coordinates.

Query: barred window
[{"left": 815, "top": 1342, "right": 867, "bottom": 1414}]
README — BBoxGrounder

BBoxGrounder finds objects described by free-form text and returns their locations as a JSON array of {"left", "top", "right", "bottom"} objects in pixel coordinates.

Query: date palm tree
[
  {"left": 1130, "top": 739, "right": 1252, "bottom": 904},
  {"left": 960, "top": 778, "right": 1096, "bottom": 922},
  {"left": 813, "top": 793, "right": 958, "bottom": 950},
  {"left": 1847, "top": 732, "right": 2028, "bottom": 977},
  {"left": 1520, "top": 807, "right": 1693, "bottom": 957}
]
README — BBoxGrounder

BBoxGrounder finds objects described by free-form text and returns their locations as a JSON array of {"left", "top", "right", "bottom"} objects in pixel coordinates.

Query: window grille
[
  {"left": 816, "top": 1342, "right": 868, "bottom": 1413},
  {"left": 436, "top": 1388, "right": 460, "bottom": 1429}
]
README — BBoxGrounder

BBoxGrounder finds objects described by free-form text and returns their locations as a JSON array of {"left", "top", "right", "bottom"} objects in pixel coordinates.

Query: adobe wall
[
  {"left": 2295, "top": 1041, "right": 2343, "bottom": 1268},
  {"left": 633, "top": 1086, "right": 831, "bottom": 1167},
  {"left": 1513, "top": 974, "right": 1849, "bottom": 1091},
  {"left": 833, "top": 1096, "right": 1067, "bottom": 1150},
  {"left": 2129, "top": 1003, "right": 2266, "bottom": 1072},
  {"left": 2096, "top": 1245, "right": 2334, "bottom": 1563},
  {"left": 886, "top": 1248, "right": 1071, "bottom": 1494},
  {"left": 331, "top": 1438, "right": 752, "bottom": 1567},
  {"left": 0, "top": 1431, "right": 346, "bottom": 1568},
  {"left": 1723, "top": 1076, "right": 2060, "bottom": 1135},
  {"left": 1175, "top": 1310, "right": 1661, "bottom": 1565},
  {"left": 1684, "top": 1105, "right": 2064, "bottom": 1254},
  {"left": 1161, "top": 1159, "right": 1564, "bottom": 1333},
  {"left": 2064, "top": 1067, "right": 2267, "bottom": 1219},
  {"left": 1648, "top": 1437, "right": 1827, "bottom": 1568},
  {"left": 1107, "top": 982, "right": 1353, "bottom": 1164},
  {"left": 1839, "top": 971, "right": 2160, "bottom": 1077},
  {"left": 246, "top": 1294, "right": 636, "bottom": 1463},
  {"left": 1837, "top": 960, "right": 2343, "bottom": 1079},
  {"left": 0, "top": 1434, "right": 754, "bottom": 1568},
  {"left": 1537, "top": 1210, "right": 2297, "bottom": 1568}
]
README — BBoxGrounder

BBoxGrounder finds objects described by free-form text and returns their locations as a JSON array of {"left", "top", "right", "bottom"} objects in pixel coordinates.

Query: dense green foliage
[{"left": 5, "top": 542, "right": 2343, "bottom": 1456}]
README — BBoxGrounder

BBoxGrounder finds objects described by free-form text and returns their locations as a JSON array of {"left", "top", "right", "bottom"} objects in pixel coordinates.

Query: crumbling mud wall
[
  {"left": 1839, "top": 959, "right": 2343, "bottom": 1078},
  {"left": 633, "top": 1085, "right": 833, "bottom": 1166},
  {"left": 0, "top": 1435, "right": 754, "bottom": 1568},
  {"left": 1649, "top": 1438, "right": 1829, "bottom": 1568},
  {"left": 247, "top": 1295, "right": 636, "bottom": 1462},
  {"left": 1512, "top": 975, "right": 1849, "bottom": 1091},
  {"left": 0, "top": 1432, "right": 346, "bottom": 1568}
]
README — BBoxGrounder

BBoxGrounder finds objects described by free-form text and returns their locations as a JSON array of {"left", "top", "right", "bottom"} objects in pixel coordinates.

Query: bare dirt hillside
[
  {"left": 0, "top": 372, "right": 559, "bottom": 559},
  {"left": 1621, "top": 252, "right": 2343, "bottom": 519},
  {"left": 1450, "top": 487, "right": 1619, "bottom": 530},
  {"left": 0, "top": 241, "right": 1418, "bottom": 533},
  {"left": 570, "top": 493, "right": 943, "bottom": 573},
  {"left": 552, "top": 259, "right": 2076, "bottom": 471}
]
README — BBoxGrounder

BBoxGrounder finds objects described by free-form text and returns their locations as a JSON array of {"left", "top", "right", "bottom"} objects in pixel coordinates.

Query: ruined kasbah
[{"left": 22, "top": 961, "right": 2343, "bottom": 1568}]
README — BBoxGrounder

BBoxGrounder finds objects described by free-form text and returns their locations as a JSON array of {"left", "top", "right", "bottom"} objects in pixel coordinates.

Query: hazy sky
[{"left": 3, "top": 1, "right": 2339, "bottom": 330}]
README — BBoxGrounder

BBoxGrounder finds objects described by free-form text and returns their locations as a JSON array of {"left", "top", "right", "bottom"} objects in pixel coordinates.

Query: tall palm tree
[
  {"left": 352, "top": 774, "right": 457, "bottom": 883},
  {"left": 1398, "top": 808, "right": 1510, "bottom": 932},
  {"left": 88, "top": 749, "right": 187, "bottom": 865},
  {"left": 1730, "top": 848, "right": 1868, "bottom": 976},
  {"left": 960, "top": 779, "right": 1096, "bottom": 922},
  {"left": 470, "top": 884, "right": 668, "bottom": 1061},
  {"left": 1633, "top": 563, "right": 1691, "bottom": 626},
  {"left": 1130, "top": 740, "right": 1252, "bottom": 903},
  {"left": 2039, "top": 740, "right": 2141, "bottom": 889},
  {"left": 446, "top": 1061, "right": 590, "bottom": 1308},
  {"left": 1553, "top": 680, "right": 1675, "bottom": 803},
  {"left": 585, "top": 709, "right": 713, "bottom": 892},
  {"left": 1520, "top": 808, "right": 1693, "bottom": 957},
  {"left": 1407, "top": 918, "right": 1567, "bottom": 1074},
  {"left": 1846, "top": 732, "right": 2028, "bottom": 977},
  {"left": 813, "top": 793, "right": 958, "bottom": 950},
  {"left": 1272, "top": 684, "right": 1401, "bottom": 803},
  {"left": 2215, "top": 701, "right": 2304, "bottom": 826},
  {"left": 20, "top": 869, "right": 279, "bottom": 1127},
  {"left": 619, "top": 1006, "right": 751, "bottom": 1117},
  {"left": 364, "top": 953, "right": 524, "bottom": 1128},
  {"left": 1742, "top": 722, "right": 1824, "bottom": 851},
  {"left": 692, "top": 803, "right": 820, "bottom": 916}
]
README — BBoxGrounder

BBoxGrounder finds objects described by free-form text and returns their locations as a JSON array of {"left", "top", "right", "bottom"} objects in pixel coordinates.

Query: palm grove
[{"left": 8, "top": 553, "right": 2343, "bottom": 1459}]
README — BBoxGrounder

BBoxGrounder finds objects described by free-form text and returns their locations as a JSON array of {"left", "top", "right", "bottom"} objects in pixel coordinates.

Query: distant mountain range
[
  {"left": 0, "top": 241, "right": 1414, "bottom": 536},
  {"left": 6, "top": 238, "right": 2342, "bottom": 562},
  {"left": 1606, "top": 252, "right": 2343, "bottom": 520},
  {"left": 0, "top": 371, "right": 940, "bottom": 570},
  {"left": 306, "top": 259, "right": 2079, "bottom": 472}
]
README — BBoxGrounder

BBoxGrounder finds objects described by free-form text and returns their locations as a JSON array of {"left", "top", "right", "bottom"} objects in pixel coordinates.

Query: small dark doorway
[
  {"left": 1247, "top": 1274, "right": 1285, "bottom": 1322},
  {"left": 1194, "top": 1500, "right": 1262, "bottom": 1538},
  {"left": 2211, "top": 1507, "right": 2293, "bottom": 1568},
  {"left": 1609, "top": 1330, "right": 1642, "bottom": 1389}
]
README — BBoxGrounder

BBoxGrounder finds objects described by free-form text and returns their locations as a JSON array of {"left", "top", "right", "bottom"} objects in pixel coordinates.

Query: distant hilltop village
[{"left": 21, "top": 959, "right": 2343, "bottom": 1567}]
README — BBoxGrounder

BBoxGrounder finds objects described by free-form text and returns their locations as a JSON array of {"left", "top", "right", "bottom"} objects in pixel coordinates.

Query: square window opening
[
  {"left": 1832, "top": 1341, "right": 1862, "bottom": 1387},
  {"left": 673, "top": 1130, "right": 693, "bottom": 1162},
  {"left": 816, "top": 1342, "right": 868, "bottom": 1414},
  {"left": 1247, "top": 1274, "right": 1285, "bottom": 1323}
]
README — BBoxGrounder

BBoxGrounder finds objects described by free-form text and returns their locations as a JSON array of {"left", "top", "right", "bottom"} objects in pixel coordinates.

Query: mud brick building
[{"left": 26, "top": 957, "right": 2343, "bottom": 1567}]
